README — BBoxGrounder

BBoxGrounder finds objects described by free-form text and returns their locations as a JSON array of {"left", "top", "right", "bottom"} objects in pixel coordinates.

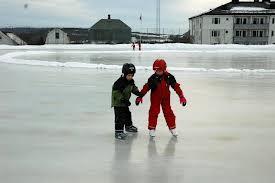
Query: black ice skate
[
  {"left": 125, "top": 125, "right": 138, "bottom": 133},
  {"left": 115, "top": 132, "right": 127, "bottom": 140}
]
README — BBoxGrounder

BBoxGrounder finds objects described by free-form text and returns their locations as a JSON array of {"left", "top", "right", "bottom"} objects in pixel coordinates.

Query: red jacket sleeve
[
  {"left": 172, "top": 82, "right": 184, "bottom": 98},
  {"left": 140, "top": 83, "right": 150, "bottom": 97}
]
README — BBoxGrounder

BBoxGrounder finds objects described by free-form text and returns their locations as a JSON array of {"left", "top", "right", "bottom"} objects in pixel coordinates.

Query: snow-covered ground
[{"left": 0, "top": 44, "right": 275, "bottom": 183}]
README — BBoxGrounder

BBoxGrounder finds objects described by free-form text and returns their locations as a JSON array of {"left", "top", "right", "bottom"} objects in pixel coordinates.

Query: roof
[
  {"left": 189, "top": 1, "right": 275, "bottom": 19},
  {"left": 90, "top": 19, "right": 131, "bottom": 30},
  {"left": 0, "top": 31, "right": 25, "bottom": 45}
]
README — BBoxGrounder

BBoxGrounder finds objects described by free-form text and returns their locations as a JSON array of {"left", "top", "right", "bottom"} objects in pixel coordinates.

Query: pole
[{"left": 140, "top": 13, "right": 142, "bottom": 44}]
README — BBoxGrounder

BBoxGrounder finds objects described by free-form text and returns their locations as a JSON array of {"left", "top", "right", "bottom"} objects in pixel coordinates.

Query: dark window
[
  {"left": 272, "top": 31, "right": 274, "bottom": 37},
  {"left": 243, "top": 18, "right": 247, "bottom": 24},
  {"left": 0, "top": 35, "right": 2, "bottom": 40},
  {"left": 212, "top": 30, "right": 220, "bottom": 37},
  {"left": 212, "top": 18, "right": 220, "bottom": 24},
  {"left": 273, "top": 18, "right": 275, "bottom": 24},
  {"left": 260, "top": 18, "right": 264, "bottom": 24},
  {"left": 253, "top": 18, "right": 258, "bottom": 24},
  {"left": 55, "top": 32, "right": 60, "bottom": 39},
  {"left": 236, "top": 31, "right": 240, "bottom": 37},
  {"left": 226, "top": 18, "right": 229, "bottom": 21},
  {"left": 226, "top": 30, "right": 228, "bottom": 33},
  {"left": 259, "top": 31, "right": 263, "bottom": 37},
  {"left": 253, "top": 31, "right": 257, "bottom": 37},
  {"left": 236, "top": 18, "right": 241, "bottom": 24}
]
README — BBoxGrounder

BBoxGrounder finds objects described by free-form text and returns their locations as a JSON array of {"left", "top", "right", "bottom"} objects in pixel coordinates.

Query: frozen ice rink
[{"left": 0, "top": 44, "right": 275, "bottom": 183}]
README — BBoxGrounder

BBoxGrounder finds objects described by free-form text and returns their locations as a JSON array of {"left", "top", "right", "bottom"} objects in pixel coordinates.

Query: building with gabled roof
[{"left": 89, "top": 15, "right": 131, "bottom": 44}]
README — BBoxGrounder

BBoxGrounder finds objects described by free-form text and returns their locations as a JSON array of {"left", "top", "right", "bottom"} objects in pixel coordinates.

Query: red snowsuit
[{"left": 140, "top": 72, "right": 184, "bottom": 130}]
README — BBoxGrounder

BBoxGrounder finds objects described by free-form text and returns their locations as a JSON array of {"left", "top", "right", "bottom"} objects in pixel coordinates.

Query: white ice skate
[
  {"left": 170, "top": 129, "right": 178, "bottom": 137},
  {"left": 149, "top": 129, "right": 156, "bottom": 137}
]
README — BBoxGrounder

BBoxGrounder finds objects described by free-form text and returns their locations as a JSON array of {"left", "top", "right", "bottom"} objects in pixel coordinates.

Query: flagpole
[{"left": 140, "top": 14, "right": 142, "bottom": 45}]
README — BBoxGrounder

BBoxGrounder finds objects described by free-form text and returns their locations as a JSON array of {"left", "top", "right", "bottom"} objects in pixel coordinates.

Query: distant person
[
  {"left": 111, "top": 63, "right": 143, "bottom": 140},
  {"left": 138, "top": 42, "right": 141, "bottom": 51},
  {"left": 135, "top": 59, "right": 187, "bottom": 137},
  {"left": 132, "top": 42, "right": 136, "bottom": 51}
]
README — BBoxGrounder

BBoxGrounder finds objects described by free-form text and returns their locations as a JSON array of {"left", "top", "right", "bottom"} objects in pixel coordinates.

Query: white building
[
  {"left": 189, "top": 0, "right": 275, "bottom": 45},
  {"left": 45, "top": 28, "right": 70, "bottom": 44}
]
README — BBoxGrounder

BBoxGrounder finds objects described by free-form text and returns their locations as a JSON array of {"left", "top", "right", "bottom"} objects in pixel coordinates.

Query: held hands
[
  {"left": 135, "top": 97, "right": 143, "bottom": 106},
  {"left": 180, "top": 96, "right": 187, "bottom": 107}
]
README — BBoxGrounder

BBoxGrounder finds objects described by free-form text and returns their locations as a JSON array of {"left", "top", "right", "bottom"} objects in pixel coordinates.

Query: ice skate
[
  {"left": 170, "top": 128, "right": 178, "bottom": 137},
  {"left": 149, "top": 129, "right": 156, "bottom": 137},
  {"left": 115, "top": 132, "right": 127, "bottom": 140},
  {"left": 125, "top": 125, "right": 138, "bottom": 133}
]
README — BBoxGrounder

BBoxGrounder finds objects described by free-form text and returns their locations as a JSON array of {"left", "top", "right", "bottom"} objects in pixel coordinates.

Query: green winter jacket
[{"left": 111, "top": 77, "right": 142, "bottom": 107}]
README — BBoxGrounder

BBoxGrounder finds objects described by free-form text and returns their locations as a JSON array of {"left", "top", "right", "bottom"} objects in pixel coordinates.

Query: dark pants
[{"left": 114, "top": 107, "right": 132, "bottom": 133}]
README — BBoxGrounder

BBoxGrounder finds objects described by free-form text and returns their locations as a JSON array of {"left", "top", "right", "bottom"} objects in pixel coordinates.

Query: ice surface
[
  {"left": 1, "top": 44, "right": 275, "bottom": 74},
  {"left": 0, "top": 44, "right": 275, "bottom": 183}
]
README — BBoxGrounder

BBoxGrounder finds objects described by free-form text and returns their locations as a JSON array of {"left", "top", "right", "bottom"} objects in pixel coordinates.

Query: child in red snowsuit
[{"left": 136, "top": 59, "right": 187, "bottom": 137}]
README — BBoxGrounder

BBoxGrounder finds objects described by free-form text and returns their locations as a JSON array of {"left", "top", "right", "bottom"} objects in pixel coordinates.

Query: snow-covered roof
[
  {"left": 189, "top": 1, "right": 275, "bottom": 19},
  {"left": 230, "top": 6, "right": 267, "bottom": 11}
]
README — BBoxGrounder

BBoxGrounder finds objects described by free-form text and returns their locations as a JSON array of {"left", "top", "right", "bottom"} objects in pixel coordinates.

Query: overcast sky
[{"left": 0, "top": 0, "right": 250, "bottom": 32}]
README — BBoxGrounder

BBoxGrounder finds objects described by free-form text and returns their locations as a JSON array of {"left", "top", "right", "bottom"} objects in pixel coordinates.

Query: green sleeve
[{"left": 131, "top": 85, "right": 142, "bottom": 97}]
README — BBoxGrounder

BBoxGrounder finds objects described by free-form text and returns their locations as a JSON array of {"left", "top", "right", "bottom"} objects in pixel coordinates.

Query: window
[
  {"left": 0, "top": 35, "right": 2, "bottom": 40},
  {"left": 236, "top": 18, "right": 241, "bottom": 24},
  {"left": 55, "top": 32, "right": 60, "bottom": 39},
  {"left": 226, "top": 30, "right": 228, "bottom": 34},
  {"left": 273, "top": 18, "right": 275, "bottom": 24},
  {"left": 260, "top": 18, "right": 264, "bottom": 24},
  {"left": 253, "top": 18, "right": 259, "bottom": 24},
  {"left": 226, "top": 18, "right": 229, "bottom": 21},
  {"left": 272, "top": 31, "right": 274, "bottom": 37},
  {"left": 252, "top": 30, "right": 258, "bottom": 37},
  {"left": 211, "top": 30, "right": 220, "bottom": 37},
  {"left": 259, "top": 31, "right": 263, "bottom": 37},
  {"left": 212, "top": 18, "right": 220, "bottom": 24},
  {"left": 252, "top": 30, "right": 265, "bottom": 37},
  {"left": 236, "top": 18, "right": 247, "bottom": 24},
  {"left": 236, "top": 31, "right": 247, "bottom": 37}
]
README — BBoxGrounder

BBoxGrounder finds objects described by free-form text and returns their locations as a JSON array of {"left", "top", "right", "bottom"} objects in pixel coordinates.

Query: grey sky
[{"left": 0, "top": 0, "right": 235, "bottom": 32}]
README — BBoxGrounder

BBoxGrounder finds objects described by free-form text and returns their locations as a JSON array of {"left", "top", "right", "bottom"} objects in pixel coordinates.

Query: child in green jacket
[{"left": 111, "top": 63, "right": 142, "bottom": 140}]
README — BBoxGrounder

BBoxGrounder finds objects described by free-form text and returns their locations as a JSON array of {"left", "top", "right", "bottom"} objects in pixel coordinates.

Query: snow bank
[
  {"left": 1, "top": 43, "right": 275, "bottom": 52},
  {"left": 1, "top": 51, "right": 275, "bottom": 74}
]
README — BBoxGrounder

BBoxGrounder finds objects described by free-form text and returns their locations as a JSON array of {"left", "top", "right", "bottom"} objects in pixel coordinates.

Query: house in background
[
  {"left": 46, "top": 28, "right": 70, "bottom": 44},
  {"left": 189, "top": 0, "right": 275, "bottom": 45},
  {"left": 89, "top": 15, "right": 131, "bottom": 44}
]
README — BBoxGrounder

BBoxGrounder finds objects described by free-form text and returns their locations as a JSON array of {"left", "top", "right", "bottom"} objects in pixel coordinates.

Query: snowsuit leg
[
  {"left": 125, "top": 108, "right": 133, "bottom": 127},
  {"left": 161, "top": 96, "right": 176, "bottom": 129},
  {"left": 148, "top": 96, "right": 161, "bottom": 130},
  {"left": 114, "top": 107, "right": 132, "bottom": 132}
]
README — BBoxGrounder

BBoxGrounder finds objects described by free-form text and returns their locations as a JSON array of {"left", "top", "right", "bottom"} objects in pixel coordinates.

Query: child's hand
[
  {"left": 135, "top": 97, "right": 143, "bottom": 106},
  {"left": 180, "top": 97, "right": 187, "bottom": 107}
]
